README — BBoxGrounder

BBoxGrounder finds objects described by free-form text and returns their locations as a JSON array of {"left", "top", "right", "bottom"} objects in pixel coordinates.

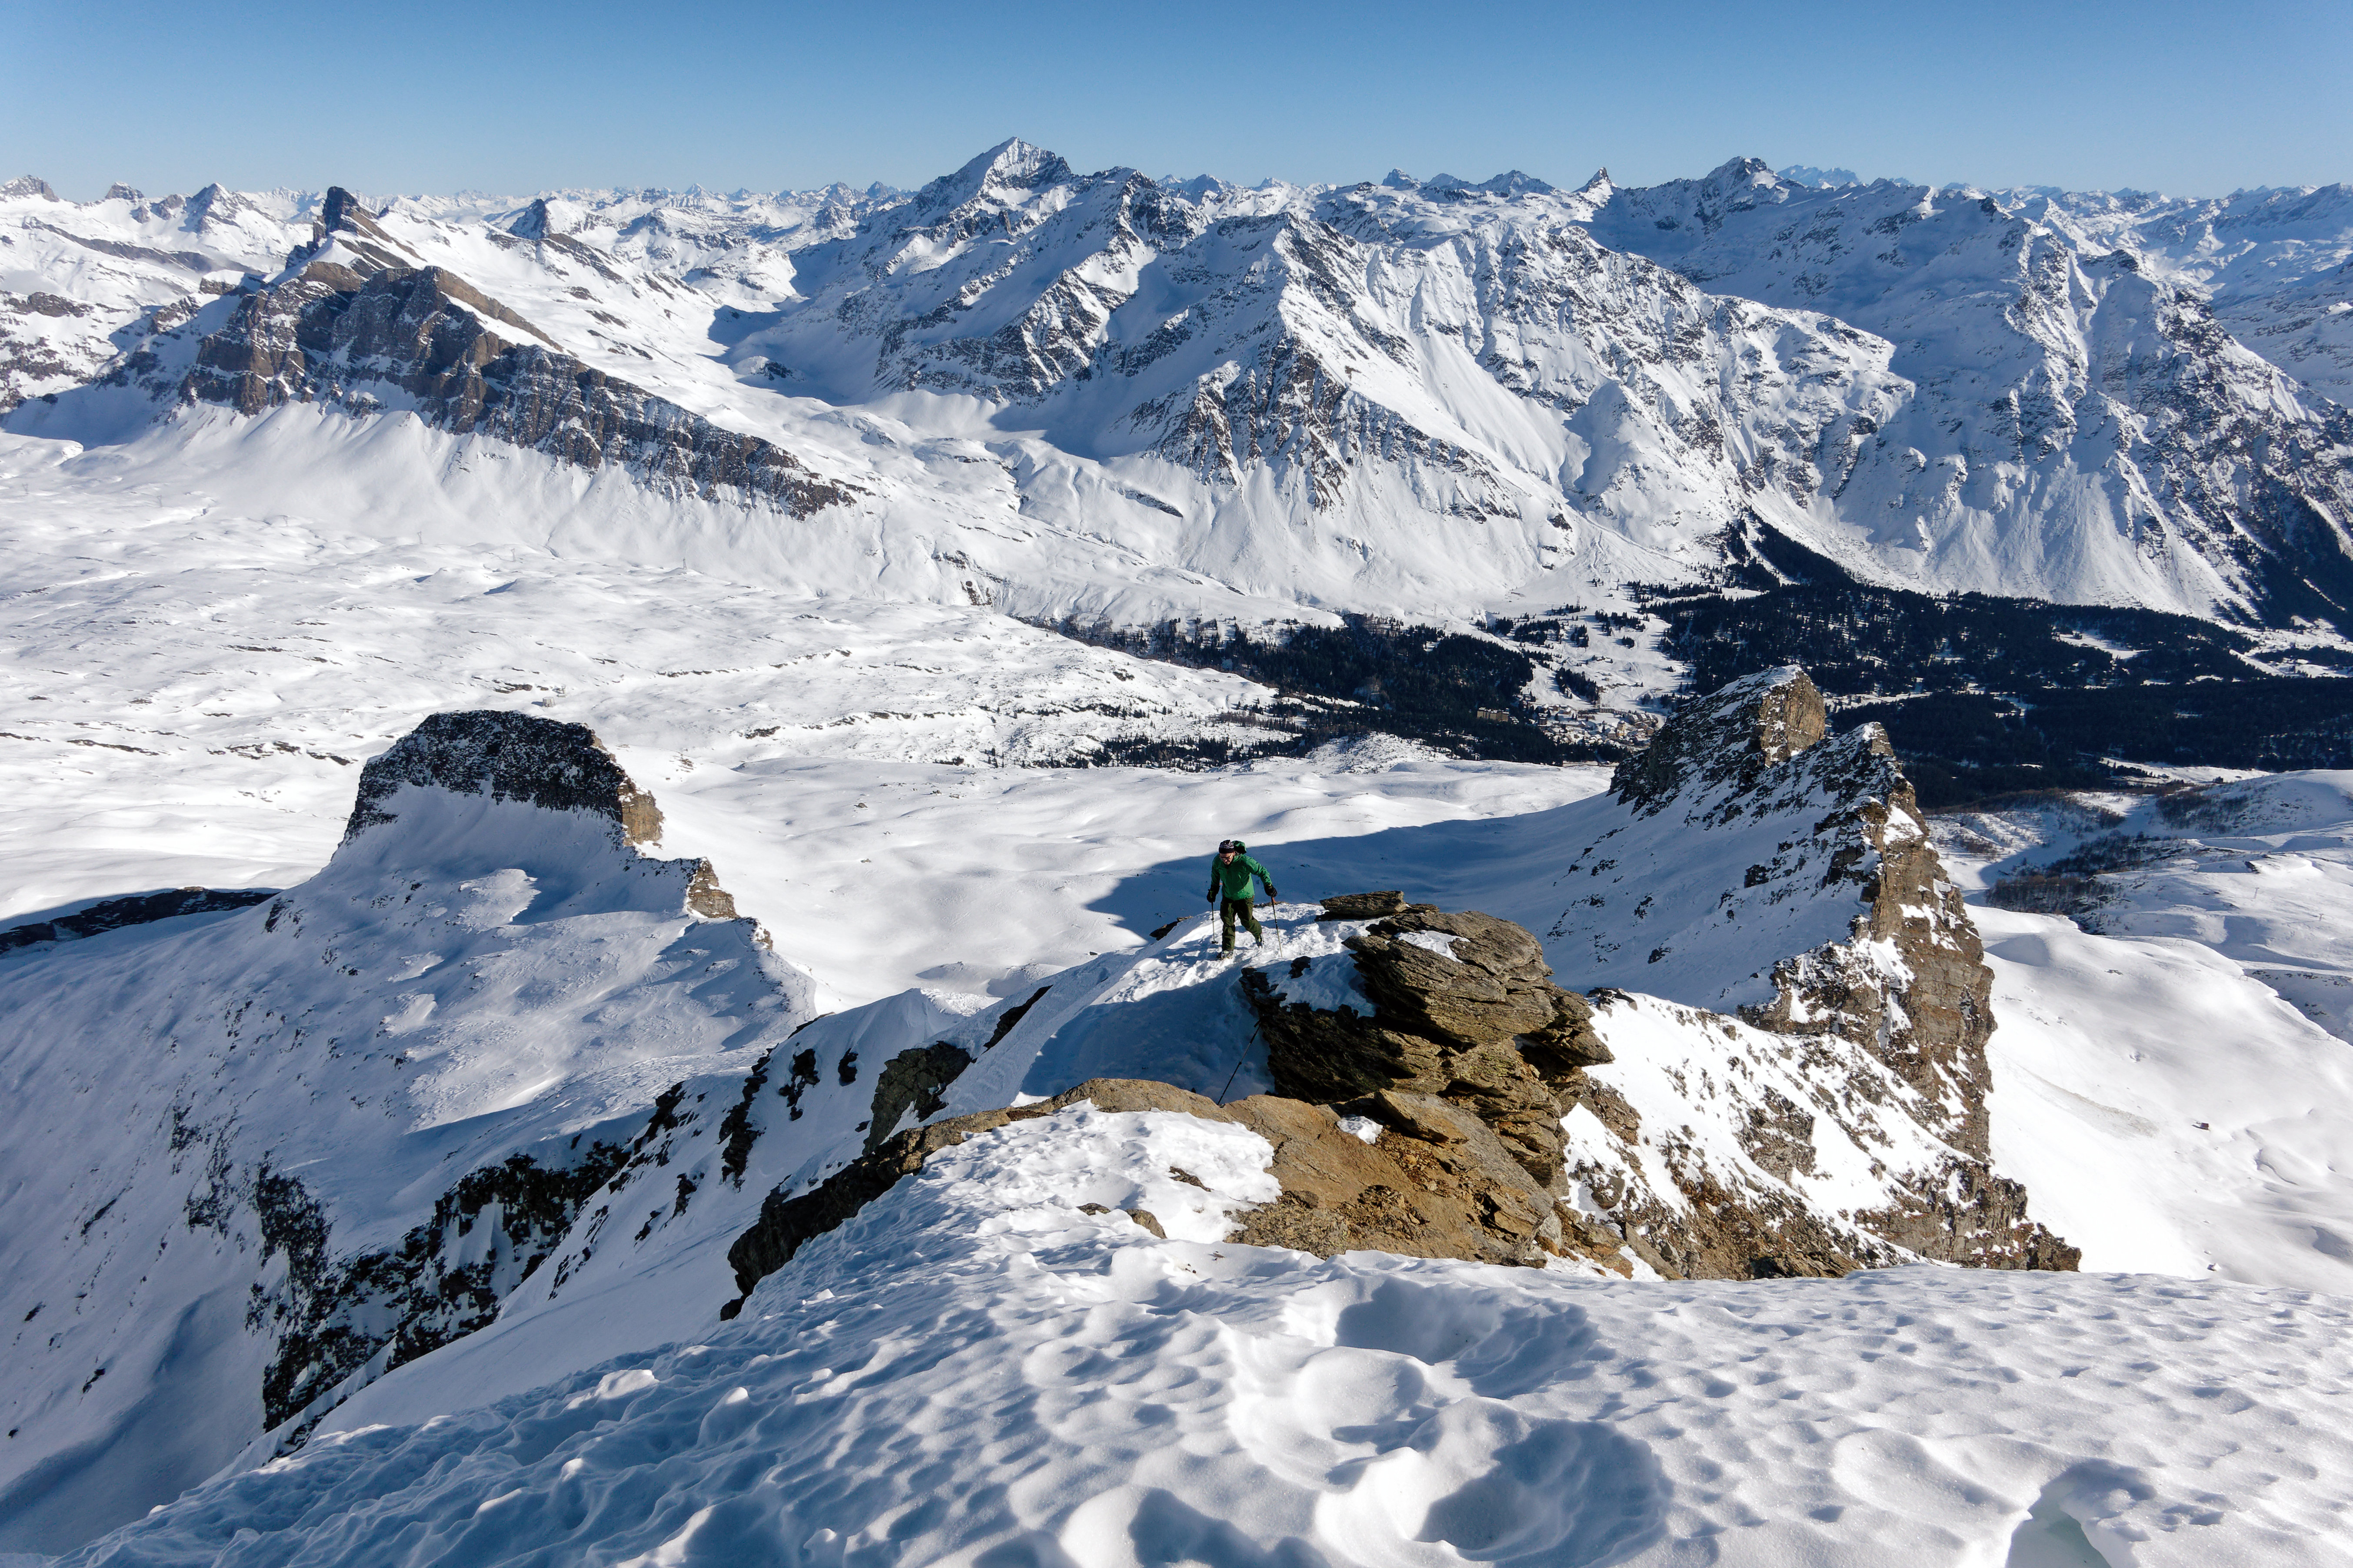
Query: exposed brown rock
[
  {"left": 1736, "top": 746, "right": 2000, "bottom": 1157},
  {"left": 1548, "top": 667, "right": 2073, "bottom": 1272},
  {"left": 1315, "top": 891, "right": 1407, "bottom": 920},
  {"left": 1862, "top": 1158, "right": 2084, "bottom": 1272},
  {"left": 1220, "top": 1092, "right": 1561, "bottom": 1266},
  {"left": 684, "top": 860, "right": 738, "bottom": 919},
  {"left": 1245, "top": 900, "right": 1611, "bottom": 1195},
  {"left": 1608, "top": 661, "right": 1827, "bottom": 813}
]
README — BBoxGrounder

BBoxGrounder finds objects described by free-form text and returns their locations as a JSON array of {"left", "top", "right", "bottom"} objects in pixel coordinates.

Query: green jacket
[{"left": 1208, "top": 852, "right": 1276, "bottom": 901}]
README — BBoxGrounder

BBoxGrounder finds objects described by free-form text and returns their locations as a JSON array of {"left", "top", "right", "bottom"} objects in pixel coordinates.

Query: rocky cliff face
[
  {"left": 343, "top": 709, "right": 667, "bottom": 846},
  {"left": 166, "top": 190, "right": 857, "bottom": 516},
  {"left": 1594, "top": 666, "right": 1995, "bottom": 1158},
  {"left": 1483, "top": 663, "right": 2074, "bottom": 1274}
]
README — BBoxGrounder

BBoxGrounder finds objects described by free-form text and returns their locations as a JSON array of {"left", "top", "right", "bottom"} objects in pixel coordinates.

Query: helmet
[{"left": 1218, "top": 839, "right": 1243, "bottom": 853}]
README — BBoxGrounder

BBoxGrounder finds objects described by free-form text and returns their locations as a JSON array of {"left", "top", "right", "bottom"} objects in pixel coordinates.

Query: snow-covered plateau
[{"left": 2, "top": 144, "right": 2353, "bottom": 1565}]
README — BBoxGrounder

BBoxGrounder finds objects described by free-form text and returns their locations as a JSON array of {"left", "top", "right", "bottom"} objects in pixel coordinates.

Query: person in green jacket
[{"left": 1206, "top": 839, "right": 1280, "bottom": 954}]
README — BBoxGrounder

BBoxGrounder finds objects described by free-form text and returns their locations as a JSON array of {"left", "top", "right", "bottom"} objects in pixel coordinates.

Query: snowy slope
[
  {"left": 0, "top": 715, "right": 825, "bottom": 1548},
  {"left": 8, "top": 143, "right": 2353, "bottom": 1564},
  {"left": 1934, "top": 772, "right": 2353, "bottom": 1294},
  {"left": 9, "top": 685, "right": 2353, "bottom": 1557},
  {"left": 61, "top": 1105, "right": 2353, "bottom": 1567}
]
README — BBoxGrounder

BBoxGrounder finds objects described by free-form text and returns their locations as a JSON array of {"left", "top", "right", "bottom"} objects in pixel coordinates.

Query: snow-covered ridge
[
  {"left": 60, "top": 1106, "right": 2353, "bottom": 1567},
  {"left": 0, "top": 711, "right": 812, "bottom": 1546},
  {"left": 5, "top": 685, "right": 2348, "bottom": 1558},
  {"left": 0, "top": 674, "right": 2039, "bottom": 1550}
]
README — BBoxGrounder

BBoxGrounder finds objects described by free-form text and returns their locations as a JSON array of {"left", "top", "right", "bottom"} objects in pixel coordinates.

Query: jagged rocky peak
[
  {"left": 505, "top": 196, "right": 561, "bottom": 239},
  {"left": 1, "top": 175, "right": 60, "bottom": 201},
  {"left": 1609, "top": 663, "right": 1828, "bottom": 810},
  {"left": 921, "top": 137, "right": 1075, "bottom": 211},
  {"left": 1555, "top": 665, "right": 1994, "bottom": 1149},
  {"left": 297, "top": 184, "right": 415, "bottom": 276},
  {"left": 1518, "top": 661, "right": 2072, "bottom": 1275},
  {"left": 343, "top": 709, "right": 665, "bottom": 845}
]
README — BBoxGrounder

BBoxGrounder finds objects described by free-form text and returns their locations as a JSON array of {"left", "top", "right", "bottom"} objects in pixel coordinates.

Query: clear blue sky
[{"left": 5, "top": 0, "right": 2347, "bottom": 201}]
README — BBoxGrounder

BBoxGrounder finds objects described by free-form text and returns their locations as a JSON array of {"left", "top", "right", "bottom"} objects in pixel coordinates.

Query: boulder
[
  {"left": 1247, "top": 900, "right": 1612, "bottom": 1194},
  {"left": 1315, "top": 891, "right": 1408, "bottom": 920}
]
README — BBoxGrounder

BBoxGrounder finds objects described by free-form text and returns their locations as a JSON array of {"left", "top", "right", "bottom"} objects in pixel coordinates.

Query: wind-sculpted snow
[{"left": 60, "top": 1105, "right": 2353, "bottom": 1567}]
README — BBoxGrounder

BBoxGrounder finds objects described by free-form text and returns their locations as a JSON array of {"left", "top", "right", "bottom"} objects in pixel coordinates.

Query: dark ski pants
[{"left": 1219, "top": 896, "right": 1263, "bottom": 952}]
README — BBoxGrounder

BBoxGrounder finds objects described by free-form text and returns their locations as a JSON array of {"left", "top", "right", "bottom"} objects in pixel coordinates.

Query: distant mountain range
[{"left": 6, "top": 143, "right": 2350, "bottom": 636}]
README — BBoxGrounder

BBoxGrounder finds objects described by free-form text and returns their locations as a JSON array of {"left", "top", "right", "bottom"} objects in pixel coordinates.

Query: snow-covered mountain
[
  {"left": 7, "top": 683, "right": 2353, "bottom": 1562},
  {"left": 10, "top": 139, "right": 2353, "bottom": 1564},
  {"left": 8, "top": 144, "right": 2352, "bottom": 631},
  {"left": 0, "top": 712, "right": 815, "bottom": 1543},
  {"left": 1585, "top": 159, "right": 2353, "bottom": 620}
]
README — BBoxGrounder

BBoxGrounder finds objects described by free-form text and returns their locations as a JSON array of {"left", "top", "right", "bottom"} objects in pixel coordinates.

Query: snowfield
[
  {"left": 60, "top": 1106, "right": 2353, "bottom": 1568},
  {"left": 1938, "top": 775, "right": 2353, "bottom": 1296}
]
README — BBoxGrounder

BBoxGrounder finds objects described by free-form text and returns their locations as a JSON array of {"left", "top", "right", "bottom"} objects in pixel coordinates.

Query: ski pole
[{"left": 1218, "top": 1020, "right": 1262, "bottom": 1106}]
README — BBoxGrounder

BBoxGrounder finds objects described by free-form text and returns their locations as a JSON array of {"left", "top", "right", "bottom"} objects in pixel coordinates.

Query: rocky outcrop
[
  {"left": 1228, "top": 667, "right": 2074, "bottom": 1280},
  {"left": 0, "top": 886, "right": 276, "bottom": 953},
  {"left": 718, "top": 895, "right": 1633, "bottom": 1308},
  {"left": 723, "top": 1073, "right": 1589, "bottom": 1314},
  {"left": 341, "top": 709, "right": 765, "bottom": 940},
  {"left": 862, "top": 1043, "right": 975, "bottom": 1154},
  {"left": 1662, "top": 670, "right": 1999, "bottom": 1158},
  {"left": 233, "top": 1133, "right": 635, "bottom": 1432},
  {"left": 1563, "top": 991, "right": 2077, "bottom": 1279},
  {"left": 1607, "top": 661, "right": 1826, "bottom": 810},
  {"left": 1530, "top": 666, "right": 2077, "bottom": 1274},
  {"left": 1244, "top": 904, "right": 1609, "bottom": 1190},
  {"left": 177, "top": 189, "right": 857, "bottom": 517},
  {"left": 343, "top": 709, "right": 666, "bottom": 845},
  {"left": 1558, "top": 666, "right": 1999, "bottom": 1159},
  {"left": 1228, "top": 1089, "right": 1577, "bottom": 1267}
]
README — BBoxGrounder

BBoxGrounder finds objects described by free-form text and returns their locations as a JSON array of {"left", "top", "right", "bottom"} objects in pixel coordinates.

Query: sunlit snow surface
[
  {"left": 0, "top": 425, "right": 1610, "bottom": 1013},
  {"left": 62, "top": 1108, "right": 2353, "bottom": 1568},
  {"left": 1936, "top": 779, "right": 2353, "bottom": 1296},
  {"left": 9, "top": 382, "right": 2353, "bottom": 1555}
]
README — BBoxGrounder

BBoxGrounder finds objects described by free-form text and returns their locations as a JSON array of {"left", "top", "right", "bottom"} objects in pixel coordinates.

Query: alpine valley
[{"left": 3, "top": 143, "right": 2353, "bottom": 1566}]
